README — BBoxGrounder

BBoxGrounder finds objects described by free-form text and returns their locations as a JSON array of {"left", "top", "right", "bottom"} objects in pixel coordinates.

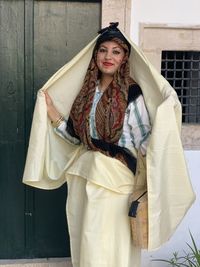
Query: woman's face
[{"left": 96, "top": 40, "right": 126, "bottom": 77}]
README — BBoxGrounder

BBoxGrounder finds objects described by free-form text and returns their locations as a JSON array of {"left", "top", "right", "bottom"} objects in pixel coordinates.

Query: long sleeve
[
  {"left": 54, "top": 119, "right": 81, "bottom": 145},
  {"left": 119, "top": 95, "right": 151, "bottom": 155},
  {"left": 129, "top": 95, "right": 151, "bottom": 154}
]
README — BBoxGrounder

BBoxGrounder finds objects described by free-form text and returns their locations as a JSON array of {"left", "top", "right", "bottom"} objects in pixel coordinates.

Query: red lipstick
[{"left": 103, "top": 62, "right": 114, "bottom": 67}]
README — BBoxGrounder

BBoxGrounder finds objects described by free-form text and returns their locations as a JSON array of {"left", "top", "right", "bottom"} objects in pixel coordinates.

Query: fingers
[
  {"left": 43, "top": 90, "right": 61, "bottom": 122},
  {"left": 44, "top": 91, "right": 53, "bottom": 106}
]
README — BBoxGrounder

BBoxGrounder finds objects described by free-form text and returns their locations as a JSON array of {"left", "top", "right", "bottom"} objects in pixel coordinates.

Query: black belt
[{"left": 91, "top": 138, "right": 137, "bottom": 174}]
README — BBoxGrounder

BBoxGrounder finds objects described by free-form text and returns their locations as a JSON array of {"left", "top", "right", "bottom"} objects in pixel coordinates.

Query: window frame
[{"left": 139, "top": 23, "right": 200, "bottom": 150}]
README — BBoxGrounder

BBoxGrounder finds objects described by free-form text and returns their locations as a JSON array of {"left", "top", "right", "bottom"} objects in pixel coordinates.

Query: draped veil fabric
[{"left": 23, "top": 29, "right": 195, "bottom": 261}]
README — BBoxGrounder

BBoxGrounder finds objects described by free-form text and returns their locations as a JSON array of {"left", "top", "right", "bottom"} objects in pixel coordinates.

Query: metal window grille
[{"left": 161, "top": 51, "right": 200, "bottom": 123}]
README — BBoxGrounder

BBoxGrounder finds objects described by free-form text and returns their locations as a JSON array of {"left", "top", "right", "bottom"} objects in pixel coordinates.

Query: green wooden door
[{"left": 0, "top": 0, "right": 101, "bottom": 259}]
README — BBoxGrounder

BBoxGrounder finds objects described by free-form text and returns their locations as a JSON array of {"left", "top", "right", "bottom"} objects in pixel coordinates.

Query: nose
[{"left": 105, "top": 50, "right": 112, "bottom": 59}]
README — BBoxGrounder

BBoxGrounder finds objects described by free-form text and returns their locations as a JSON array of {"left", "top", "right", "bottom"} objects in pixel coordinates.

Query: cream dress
[{"left": 53, "top": 86, "right": 151, "bottom": 267}]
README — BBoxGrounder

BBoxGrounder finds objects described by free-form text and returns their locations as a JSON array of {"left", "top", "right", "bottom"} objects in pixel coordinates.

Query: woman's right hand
[{"left": 44, "top": 91, "right": 61, "bottom": 123}]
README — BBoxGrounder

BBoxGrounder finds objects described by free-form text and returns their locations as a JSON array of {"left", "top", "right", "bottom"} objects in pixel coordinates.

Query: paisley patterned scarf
[{"left": 69, "top": 37, "right": 136, "bottom": 166}]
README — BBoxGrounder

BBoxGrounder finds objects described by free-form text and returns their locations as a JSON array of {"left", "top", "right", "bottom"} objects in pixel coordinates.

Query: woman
[
  {"left": 44, "top": 22, "right": 150, "bottom": 267},
  {"left": 23, "top": 23, "right": 195, "bottom": 267}
]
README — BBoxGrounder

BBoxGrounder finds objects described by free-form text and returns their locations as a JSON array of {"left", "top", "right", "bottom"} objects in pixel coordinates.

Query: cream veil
[{"left": 23, "top": 31, "right": 195, "bottom": 250}]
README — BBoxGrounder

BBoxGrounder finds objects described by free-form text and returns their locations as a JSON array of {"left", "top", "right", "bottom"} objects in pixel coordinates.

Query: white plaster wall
[
  {"left": 130, "top": 3, "right": 200, "bottom": 265},
  {"left": 141, "top": 152, "right": 200, "bottom": 267},
  {"left": 131, "top": 0, "right": 200, "bottom": 44}
]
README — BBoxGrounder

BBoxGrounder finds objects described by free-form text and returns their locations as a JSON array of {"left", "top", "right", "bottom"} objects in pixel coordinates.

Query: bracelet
[{"left": 51, "top": 115, "right": 64, "bottom": 128}]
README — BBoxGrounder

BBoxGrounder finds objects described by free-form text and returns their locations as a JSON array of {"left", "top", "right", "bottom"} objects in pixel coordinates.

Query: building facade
[{"left": 0, "top": 0, "right": 199, "bottom": 266}]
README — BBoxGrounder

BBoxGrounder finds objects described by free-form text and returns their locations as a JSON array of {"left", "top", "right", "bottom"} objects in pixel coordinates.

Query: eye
[
  {"left": 112, "top": 50, "right": 121, "bottom": 55},
  {"left": 98, "top": 47, "right": 107, "bottom": 53}
]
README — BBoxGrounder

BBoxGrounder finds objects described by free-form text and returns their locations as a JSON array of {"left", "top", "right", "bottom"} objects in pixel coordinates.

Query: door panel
[
  {"left": 33, "top": 0, "right": 101, "bottom": 258},
  {"left": 0, "top": 0, "right": 101, "bottom": 259},
  {"left": 34, "top": 1, "right": 101, "bottom": 94},
  {"left": 0, "top": 0, "right": 26, "bottom": 259}
]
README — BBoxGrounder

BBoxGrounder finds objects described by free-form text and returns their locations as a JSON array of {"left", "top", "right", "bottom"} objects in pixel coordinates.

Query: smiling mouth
[{"left": 103, "top": 62, "right": 114, "bottom": 67}]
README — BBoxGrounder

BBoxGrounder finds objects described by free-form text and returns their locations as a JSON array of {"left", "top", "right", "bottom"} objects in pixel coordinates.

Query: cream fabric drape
[{"left": 23, "top": 30, "right": 195, "bottom": 256}]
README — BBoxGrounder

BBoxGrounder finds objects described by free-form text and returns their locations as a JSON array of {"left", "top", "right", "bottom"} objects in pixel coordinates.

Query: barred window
[{"left": 161, "top": 51, "right": 200, "bottom": 123}]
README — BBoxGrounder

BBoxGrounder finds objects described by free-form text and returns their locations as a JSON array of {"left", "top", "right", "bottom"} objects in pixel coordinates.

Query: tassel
[
  {"left": 128, "top": 191, "right": 147, "bottom": 217},
  {"left": 128, "top": 200, "right": 139, "bottom": 217}
]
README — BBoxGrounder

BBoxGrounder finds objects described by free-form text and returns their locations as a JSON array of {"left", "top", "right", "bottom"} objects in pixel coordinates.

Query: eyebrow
[{"left": 99, "top": 45, "right": 122, "bottom": 50}]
